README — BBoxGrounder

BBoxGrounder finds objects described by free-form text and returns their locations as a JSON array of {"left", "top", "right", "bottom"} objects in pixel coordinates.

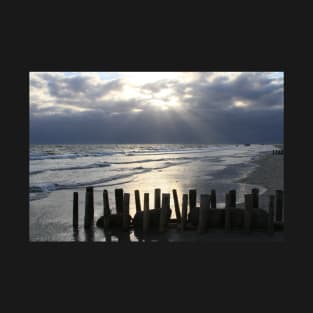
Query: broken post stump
[
  {"left": 181, "top": 194, "right": 188, "bottom": 231},
  {"left": 115, "top": 188, "right": 124, "bottom": 214},
  {"left": 210, "top": 189, "right": 216, "bottom": 208},
  {"left": 252, "top": 188, "right": 259, "bottom": 208},
  {"left": 160, "top": 193, "right": 170, "bottom": 232},
  {"left": 135, "top": 190, "right": 141, "bottom": 212},
  {"left": 122, "top": 193, "right": 130, "bottom": 231},
  {"left": 103, "top": 189, "right": 110, "bottom": 228},
  {"left": 143, "top": 193, "right": 150, "bottom": 233},
  {"left": 188, "top": 189, "right": 199, "bottom": 225},
  {"left": 229, "top": 189, "right": 236, "bottom": 208},
  {"left": 225, "top": 193, "right": 231, "bottom": 232},
  {"left": 275, "top": 190, "right": 283, "bottom": 222},
  {"left": 73, "top": 192, "right": 78, "bottom": 228},
  {"left": 84, "top": 186, "right": 94, "bottom": 228},
  {"left": 198, "top": 194, "right": 210, "bottom": 234},
  {"left": 172, "top": 189, "right": 182, "bottom": 224},
  {"left": 244, "top": 194, "right": 253, "bottom": 232},
  {"left": 268, "top": 195, "right": 274, "bottom": 235},
  {"left": 189, "top": 189, "right": 196, "bottom": 211},
  {"left": 154, "top": 188, "right": 161, "bottom": 209}
]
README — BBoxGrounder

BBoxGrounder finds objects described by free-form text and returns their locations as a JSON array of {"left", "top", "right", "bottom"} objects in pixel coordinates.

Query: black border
[{"left": 5, "top": 22, "right": 311, "bottom": 311}]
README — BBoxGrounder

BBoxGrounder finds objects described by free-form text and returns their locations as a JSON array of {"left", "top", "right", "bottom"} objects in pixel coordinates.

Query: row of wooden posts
[
  {"left": 273, "top": 149, "right": 284, "bottom": 155},
  {"left": 72, "top": 187, "right": 284, "bottom": 235}
]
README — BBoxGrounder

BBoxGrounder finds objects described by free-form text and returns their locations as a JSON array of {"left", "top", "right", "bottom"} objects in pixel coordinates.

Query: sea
[{"left": 29, "top": 144, "right": 276, "bottom": 241}]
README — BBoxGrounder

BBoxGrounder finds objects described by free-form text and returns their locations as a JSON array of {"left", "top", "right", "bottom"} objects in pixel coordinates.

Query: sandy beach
[
  {"left": 29, "top": 145, "right": 284, "bottom": 242},
  {"left": 236, "top": 149, "right": 284, "bottom": 211}
]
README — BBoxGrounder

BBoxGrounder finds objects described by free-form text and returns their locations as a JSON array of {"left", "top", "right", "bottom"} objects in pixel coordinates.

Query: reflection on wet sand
[
  {"left": 73, "top": 228, "right": 80, "bottom": 241},
  {"left": 84, "top": 227, "right": 95, "bottom": 242},
  {"left": 133, "top": 228, "right": 169, "bottom": 242},
  {"left": 72, "top": 226, "right": 172, "bottom": 242}
]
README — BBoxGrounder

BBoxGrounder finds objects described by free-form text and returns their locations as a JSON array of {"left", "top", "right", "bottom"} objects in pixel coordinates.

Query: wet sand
[
  {"left": 236, "top": 150, "right": 284, "bottom": 210},
  {"left": 29, "top": 148, "right": 284, "bottom": 242}
]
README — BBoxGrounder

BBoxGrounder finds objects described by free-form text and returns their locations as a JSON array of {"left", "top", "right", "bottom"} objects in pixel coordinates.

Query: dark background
[{"left": 3, "top": 2, "right": 311, "bottom": 312}]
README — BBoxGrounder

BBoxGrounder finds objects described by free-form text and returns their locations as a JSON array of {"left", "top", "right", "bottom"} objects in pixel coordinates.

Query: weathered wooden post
[
  {"left": 251, "top": 188, "right": 259, "bottom": 208},
  {"left": 181, "top": 194, "right": 188, "bottom": 231},
  {"left": 198, "top": 195, "right": 210, "bottom": 234},
  {"left": 229, "top": 189, "right": 236, "bottom": 208},
  {"left": 84, "top": 186, "right": 94, "bottom": 228},
  {"left": 224, "top": 193, "right": 231, "bottom": 232},
  {"left": 103, "top": 189, "right": 110, "bottom": 229},
  {"left": 73, "top": 192, "right": 78, "bottom": 228},
  {"left": 165, "top": 193, "right": 171, "bottom": 228},
  {"left": 275, "top": 190, "right": 283, "bottom": 222},
  {"left": 122, "top": 193, "right": 130, "bottom": 231},
  {"left": 160, "top": 193, "right": 170, "bottom": 232},
  {"left": 189, "top": 189, "right": 197, "bottom": 211},
  {"left": 143, "top": 193, "right": 150, "bottom": 233},
  {"left": 210, "top": 189, "right": 216, "bottom": 208},
  {"left": 172, "top": 189, "right": 182, "bottom": 224},
  {"left": 244, "top": 194, "right": 253, "bottom": 232},
  {"left": 268, "top": 195, "right": 275, "bottom": 235},
  {"left": 115, "top": 188, "right": 124, "bottom": 214},
  {"left": 134, "top": 190, "right": 141, "bottom": 212},
  {"left": 154, "top": 188, "right": 161, "bottom": 209}
]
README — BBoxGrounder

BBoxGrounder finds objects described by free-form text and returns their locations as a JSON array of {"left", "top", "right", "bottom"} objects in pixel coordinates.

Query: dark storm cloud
[
  {"left": 29, "top": 72, "right": 284, "bottom": 143},
  {"left": 182, "top": 72, "right": 283, "bottom": 111},
  {"left": 30, "top": 106, "right": 283, "bottom": 144},
  {"left": 36, "top": 72, "right": 123, "bottom": 100}
]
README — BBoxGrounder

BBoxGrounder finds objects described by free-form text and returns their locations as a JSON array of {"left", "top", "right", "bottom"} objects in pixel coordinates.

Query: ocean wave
[
  {"left": 122, "top": 146, "right": 224, "bottom": 157},
  {"left": 29, "top": 169, "right": 148, "bottom": 193},
  {"left": 30, "top": 151, "right": 122, "bottom": 161},
  {"left": 30, "top": 145, "right": 227, "bottom": 161},
  {"left": 111, "top": 156, "right": 198, "bottom": 165},
  {"left": 30, "top": 156, "right": 199, "bottom": 176},
  {"left": 29, "top": 159, "right": 189, "bottom": 194},
  {"left": 30, "top": 162, "right": 111, "bottom": 175}
]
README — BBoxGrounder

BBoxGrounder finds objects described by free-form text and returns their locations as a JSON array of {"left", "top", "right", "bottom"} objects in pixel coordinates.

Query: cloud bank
[{"left": 29, "top": 72, "right": 284, "bottom": 144}]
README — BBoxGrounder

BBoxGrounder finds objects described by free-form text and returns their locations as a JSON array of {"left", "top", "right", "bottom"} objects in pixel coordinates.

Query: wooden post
[
  {"left": 229, "top": 189, "right": 236, "bottom": 208},
  {"left": 244, "top": 194, "right": 253, "bottom": 232},
  {"left": 154, "top": 188, "right": 161, "bottom": 209},
  {"left": 181, "top": 194, "right": 188, "bottom": 231},
  {"left": 143, "top": 193, "right": 150, "bottom": 233},
  {"left": 115, "top": 188, "right": 124, "bottom": 214},
  {"left": 198, "top": 195, "right": 210, "bottom": 233},
  {"left": 103, "top": 189, "right": 110, "bottom": 229},
  {"left": 164, "top": 193, "right": 170, "bottom": 228},
  {"left": 160, "top": 193, "right": 170, "bottom": 232},
  {"left": 210, "top": 189, "right": 216, "bottom": 208},
  {"left": 122, "top": 193, "right": 130, "bottom": 231},
  {"left": 84, "top": 186, "right": 94, "bottom": 228},
  {"left": 189, "top": 189, "right": 197, "bottom": 211},
  {"left": 134, "top": 190, "right": 141, "bottom": 212},
  {"left": 268, "top": 195, "right": 275, "bottom": 235},
  {"left": 172, "top": 189, "right": 182, "bottom": 224},
  {"left": 275, "top": 190, "right": 283, "bottom": 222},
  {"left": 224, "top": 193, "right": 231, "bottom": 232},
  {"left": 251, "top": 188, "right": 259, "bottom": 208},
  {"left": 73, "top": 192, "right": 78, "bottom": 228}
]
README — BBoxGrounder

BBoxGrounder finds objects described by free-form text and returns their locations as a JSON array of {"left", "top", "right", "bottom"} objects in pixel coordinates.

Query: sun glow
[{"left": 234, "top": 100, "right": 249, "bottom": 108}]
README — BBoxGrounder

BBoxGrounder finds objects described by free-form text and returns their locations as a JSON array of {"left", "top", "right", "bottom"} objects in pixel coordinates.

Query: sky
[{"left": 29, "top": 72, "right": 284, "bottom": 144}]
